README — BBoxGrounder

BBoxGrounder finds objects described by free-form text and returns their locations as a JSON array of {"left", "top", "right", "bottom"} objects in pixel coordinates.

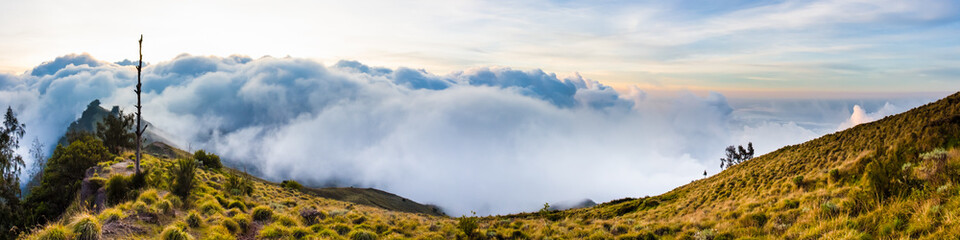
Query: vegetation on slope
[{"left": 13, "top": 91, "right": 960, "bottom": 239}]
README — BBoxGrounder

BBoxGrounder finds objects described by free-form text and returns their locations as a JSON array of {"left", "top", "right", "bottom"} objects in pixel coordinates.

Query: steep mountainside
[{"left": 21, "top": 92, "right": 960, "bottom": 239}]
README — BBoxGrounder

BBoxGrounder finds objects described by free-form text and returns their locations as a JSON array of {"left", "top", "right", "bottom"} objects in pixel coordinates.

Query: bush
[
  {"left": 739, "top": 212, "right": 768, "bottom": 228},
  {"left": 792, "top": 175, "right": 805, "bottom": 189},
  {"left": 138, "top": 189, "right": 159, "bottom": 205},
  {"left": 199, "top": 201, "right": 224, "bottom": 215},
  {"left": 35, "top": 224, "right": 71, "bottom": 240},
  {"left": 252, "top": 206, "right": 274, "bottom": 221},
  {"left": 232, "top": 213, "right": 251, "bottom": 232},
  {"left": 227, "top": 200, "right": 247, "bottom": 212},
  {"left": 224, "top": 173, "right": 253, "bottom": 196},
  {"left": 71, "top": 213, "right": 101, "bottom": 240},
  {"left": 274, "top": 214, "right": 299, "bottom": 227},
  {"left": 97, "top": 208, "right": 125, "bottom": 223},
  {"left": 281, "top": 180, "right": 303, "bottom": 191},
  {"left": 156, "top": 199, "right": 173, "bottom": 214},
  {"left": 186, "top": 211, "right": 203, "bottom": 228},
  {"left": 160, "top": 225, "right": 192, "bottom": 240},
  {"left": 222, "top": 218, "right": 240, "bottom": 234},
  {"left": 194, "top": 150, "right": 222, "bottom": 170},
  {"left": 171, "top": 158, "right": 198, "bottom": 199},
  {"left": 291, "top": 226, "right": 311, "bottom": 239},
  {"left": 105, "top": 174, "right": 130, "bottom": 205},
  {"left": 457, "top": 214, "right": 478, "bottom": 239},
  {"left": 349, "top": 229, "right": 379, "bottom": 240},
  {"left": 130, "top": 169, "right": 148, "bottom": 189},
  {"left": 299, "top": 208, "right": 326, "bottom": 226},
  {"left": 333, "top": 224, "right": 352, "bottom": 236},
  {"left": 258, "top": 223, "right": 290, "bottom": 239}
]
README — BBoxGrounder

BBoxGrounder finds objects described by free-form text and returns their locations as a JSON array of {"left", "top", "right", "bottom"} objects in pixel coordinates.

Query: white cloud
[{"left": 0, "top": 54, "right": 937, "bottom": 216}]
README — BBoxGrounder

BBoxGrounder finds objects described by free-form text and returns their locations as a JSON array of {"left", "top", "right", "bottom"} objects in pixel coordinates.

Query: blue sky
[{"left": 1, "top": 0, "right": 958, "bottom": 95}]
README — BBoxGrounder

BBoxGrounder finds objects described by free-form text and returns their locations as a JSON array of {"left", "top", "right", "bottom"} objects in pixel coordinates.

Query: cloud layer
[{"left": 0, "top": 54, "right": 938, "bottom": 215}]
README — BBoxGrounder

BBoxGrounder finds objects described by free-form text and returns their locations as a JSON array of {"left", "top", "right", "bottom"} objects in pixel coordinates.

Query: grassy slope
[{"left": 22, "top": 92, "right": 960, "bottom": 239}]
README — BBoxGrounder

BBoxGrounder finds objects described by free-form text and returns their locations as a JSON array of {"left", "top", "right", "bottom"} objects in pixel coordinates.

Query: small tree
[
  {"left": 95, "top": 110, "right": 135, "bottom": 155},
  {"left": 0, "top": 106, "right": 26, "bottom": 238},
  {"left": 194, "top": 150, "right": 222, "bottom": 170},
  {"left": 720, "top": 142, "right": 755, "bottom": 169},
  {"left": 171, "top": 158, "right": 198, "bottom": 200},
  {"left": 28, "top": 137, "right": 45, "bottom": 179}
]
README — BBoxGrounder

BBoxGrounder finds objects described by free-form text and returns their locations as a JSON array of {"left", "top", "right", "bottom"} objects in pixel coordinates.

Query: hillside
[
  {"left": 19, "top": 92, "right": 960, "bottom": 239},
  {"left": 57, "top": 100, "right": 171, "bottom": 147}
]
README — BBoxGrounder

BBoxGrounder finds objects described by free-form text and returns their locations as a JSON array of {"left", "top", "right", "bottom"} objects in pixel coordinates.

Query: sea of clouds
[{"left": 0, "top": 53, "right": 939, "bottom": 215}]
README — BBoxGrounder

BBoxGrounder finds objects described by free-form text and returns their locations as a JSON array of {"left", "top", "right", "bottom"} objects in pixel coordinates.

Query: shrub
[
  {"left": 258, "top": 223, "right": 291, "bottom": 239},
  {"left": 222, "top": 218, "right": 240, "bottom": 234},
  {"left": 165, "top": 193, "right": 183, "bottom": 209},
  {"left": 281, "top": 180, "right": 303, "bottom": 191},
  {"left": 457, "top": 214, "right": 478, "bottom": 239},
  {"left": 829, "top": 169, "right": 842, "bottom": 183},
  {"left": 792, "top": 175, "right": 805, "bottom": 189},
  {"left": 194, "top": 150, "right": 222, "bottom": 170},
  {"left": 252, "top": 206, "right": 274, "bottom": 221},
  {"left": 333, "top": 224, "right": 352, "bottom": 236},
  {"left": 232, "top": 213, "right": 251, "bottom": 231},
  {"left": 224, "top": 173, "right": 253, "bottom": 196},
  {"left": 299, "top": 208, "right": 326, "bottom": 226},
  {"left": 132, "top": 201, "right": 151, "bottom": 214},
  {"left": 97, "top": 208, "right": 125, "bottom": 223},
  {"left": 199, "top": 201, "right": 224, "bottom": 215},
  {"left": 105, "top": 174, "right": 130, "bottom": 204},
  {"left": 186, "top": 211, "right": 203, "bottom": 228},
  {"left": 274, "top": 214, "right": 299, "bottom": 227},
  {"left": 35, "top": 224, "right": 71, "bottom": 240},
  {"left": 138, "top": 189, "right": 159, "bottom": 205},
  {"left": 227, "top": 200, "right": 247, "bottom": 212},
  {"left": 291, "top": 226, "right": 311, "bottom": 239},
  {"left": 130, "top": 169, "right": 148, "bottom": 189},
  {"left": 71, "top": 213, "right": 101, "bottom": 240},
  {"left": 739, "top": 212, "right": 768, "bottom": 228},
  {"left": 160, "top": 225, "right": 192, "bottom": 240},
  {"left": 172, "top": 158, "right": 199, "bottom": 199},
  {"left": 349, "top": 229, "right": 379, "bottom": 240},
  {"left": 155, "top": 199, "right": 173, "bottom": 214}
]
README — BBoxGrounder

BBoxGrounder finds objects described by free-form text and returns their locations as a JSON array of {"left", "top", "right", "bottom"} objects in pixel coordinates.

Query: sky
[
  {"left": 1, "top": 0, "right": 959, "bottom": 94},
  {"left": 0, "top": 0, "right": 959, "bottom": 216}
]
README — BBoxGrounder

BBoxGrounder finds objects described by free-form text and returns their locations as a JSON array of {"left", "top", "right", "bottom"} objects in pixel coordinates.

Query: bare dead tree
[{"left": 134, "top": 35, "right": 148, "bottom": 174}]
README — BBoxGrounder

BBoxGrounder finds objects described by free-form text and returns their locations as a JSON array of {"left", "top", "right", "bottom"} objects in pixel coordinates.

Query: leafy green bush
[
  {"left": 70, "top": 213, "right": 101, "bottom": 240},
  {"left": 35, "top": 224, "right": 71, "bottom": 240},
  {"left": 130, "top": 169, "right": 148, "bottom": 190},
  {"left": 159, "top": 225, "right": 191, "bottom": 240},
  {"left": 349, "top": 229, "right": 379, "bottom": 240},
  {"left": 105, "top": 175, "right": 129, "bottom": 205},
  {"left": 194, "top": 150, "right": 222, "bottom": 170},
  {"left": 25, "top": 136, "right": 110, "bottom": 224},
  {"left": 252, "top": 206, "right": 274, "bottom": 221},
  {"left": 171, "top": 158, "right": 198, "bottom": 199},
  {"left": 281, "top": 180, "right": 302, "bottom": 191}
]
